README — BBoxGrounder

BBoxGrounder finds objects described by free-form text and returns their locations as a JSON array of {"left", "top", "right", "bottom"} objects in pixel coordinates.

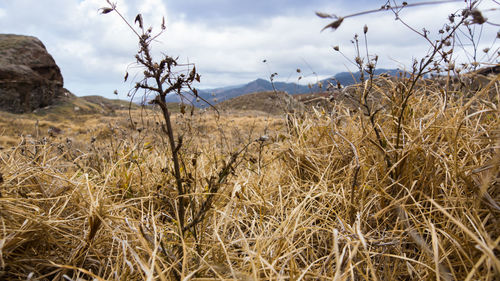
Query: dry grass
[{"left": 0, "top": 75, "right": 499, "bottom": 280}]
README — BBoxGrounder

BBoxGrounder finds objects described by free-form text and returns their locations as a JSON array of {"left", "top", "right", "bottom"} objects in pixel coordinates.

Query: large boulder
[{"left": 0, "top": 34, "right": 68, "bottom": 113}]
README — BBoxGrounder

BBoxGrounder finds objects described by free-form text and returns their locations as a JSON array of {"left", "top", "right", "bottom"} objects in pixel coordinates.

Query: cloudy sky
[{"left": 0, "top": 0, "right": 498, "bottom": 99}]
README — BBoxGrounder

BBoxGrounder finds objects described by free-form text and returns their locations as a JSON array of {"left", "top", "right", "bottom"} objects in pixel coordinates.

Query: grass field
[{"left": 0, "top": 74, "right": 499, "bottom": 280}]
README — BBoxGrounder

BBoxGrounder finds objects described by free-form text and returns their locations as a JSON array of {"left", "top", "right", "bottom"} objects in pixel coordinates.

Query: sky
[{"left": 0, "top": 0, "right": 498, "bottom": 99}]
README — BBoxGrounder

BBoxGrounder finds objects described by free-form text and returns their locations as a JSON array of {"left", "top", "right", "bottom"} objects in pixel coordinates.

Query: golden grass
[{"left": 0, "top": 76, "right": 498, "bottom": 280}]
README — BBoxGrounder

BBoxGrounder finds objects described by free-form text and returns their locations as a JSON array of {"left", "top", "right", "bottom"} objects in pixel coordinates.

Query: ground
[{"left": 0, "top": 77, "right": 499, "bottom": 280}]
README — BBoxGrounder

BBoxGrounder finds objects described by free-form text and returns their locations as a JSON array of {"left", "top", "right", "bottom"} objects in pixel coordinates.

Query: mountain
[
  {"left": 159, "top": 78, "right": 311, "bottom": 106},
  {"left": 194, "top": 78, "right": 312, "bottom": 105},
  {"left": 140, "top": 68, "right": 400, "bottom": 107}
]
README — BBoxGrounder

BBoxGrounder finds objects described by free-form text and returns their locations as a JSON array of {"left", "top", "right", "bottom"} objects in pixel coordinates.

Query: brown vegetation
[
  {"left": 0, "top": 73, "right": 499, "bottom": 280},
  {"left": 1, "top": 1, "right": 499, "bottom": 280}
]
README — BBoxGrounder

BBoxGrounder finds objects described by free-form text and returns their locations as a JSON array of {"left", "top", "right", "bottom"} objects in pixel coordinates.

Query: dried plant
[
  {"left": 99, "top": 1, "right": 254, "bottom": 278},
  {"left": 318, "top": 0, "right": 498, "bottom": 180},
  {"left": 1, "top": 1, "right": 499, "bottom": 280},
  {"left": 311, "top": 2, "right": 499, "bottom": 279}
]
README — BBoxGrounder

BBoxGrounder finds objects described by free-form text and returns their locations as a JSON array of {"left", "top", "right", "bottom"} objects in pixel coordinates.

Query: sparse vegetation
[{"left": 0, "top": 1, "right": 499, "bottom": 280}]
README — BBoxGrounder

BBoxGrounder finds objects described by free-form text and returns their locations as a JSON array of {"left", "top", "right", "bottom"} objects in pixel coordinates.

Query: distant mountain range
[{"left": 144, "top": 68, "right": 400, "bottom": 106}]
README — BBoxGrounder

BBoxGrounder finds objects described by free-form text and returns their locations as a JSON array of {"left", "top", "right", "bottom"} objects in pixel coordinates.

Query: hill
[
  {"left": 216, "top": 91, "right": 305, "bottom": 114},
  {"left": 29, "top": 95, "right": 137, "bottom": 119},
  {"left": 79, "top": 95, "right": 136, "bottom": 111}
]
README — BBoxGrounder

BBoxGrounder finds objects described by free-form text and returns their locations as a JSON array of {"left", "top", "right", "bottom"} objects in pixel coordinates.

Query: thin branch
[{"left": 330, "top": 0, "right": 462, "bottom": 20}]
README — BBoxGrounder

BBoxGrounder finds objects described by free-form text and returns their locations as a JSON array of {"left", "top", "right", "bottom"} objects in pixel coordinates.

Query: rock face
[{"left": 0, "top": 34, "right": 67, "bottom": 113}]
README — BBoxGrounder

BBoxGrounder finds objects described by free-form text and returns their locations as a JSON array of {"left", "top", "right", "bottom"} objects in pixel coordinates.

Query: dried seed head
[
  {"left": 470, "top": 9, "right": 486, "bottom": 25},
  {"left": 99, "top": 7, "right": 114, "bottom": 14},
  {"left": 135, "top": 14, "right": 143, "bottom": 29},
  {"left": 422, "top": 28, "right": 429, "bottom": 37},
  {"left": 333, "top": 45, "right": 340, "bottom": 51},
  {"left": 355, "top": 56, "right": 362, "bottom": 66},
  {"left": 321, "top": 17, "right": 344, "bottom": 32},
  {"left": 448, "top": 14, "right": 455, "bottom": 23},
  {"left": 363, "top": 25, "right": 368, "bottom": 34},
  {"left": 315, "top": 11, "right": 333, "bottom": 19},
  {"left": 483, "top": 48, "right": 490, "bottom": 53}
]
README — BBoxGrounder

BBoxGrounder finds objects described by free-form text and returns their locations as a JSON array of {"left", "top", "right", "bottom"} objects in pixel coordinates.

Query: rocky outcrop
[{"left": 0, "top": 34, "right": 69, "bottom": 113}]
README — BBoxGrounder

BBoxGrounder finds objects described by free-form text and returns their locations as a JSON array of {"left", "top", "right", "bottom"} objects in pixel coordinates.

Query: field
[{"left": 0, "top": 73, "right": 499, "bottom": 280}]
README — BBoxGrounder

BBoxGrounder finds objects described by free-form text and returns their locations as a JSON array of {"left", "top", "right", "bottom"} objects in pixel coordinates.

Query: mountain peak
[{"left": 249, "top": 78, "right": 270, "bottom": 85}]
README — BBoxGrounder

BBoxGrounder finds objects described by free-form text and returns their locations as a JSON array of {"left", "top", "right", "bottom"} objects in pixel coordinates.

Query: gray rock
[{"left": 0, "top": 34, "right": 66, "bottom": 113}]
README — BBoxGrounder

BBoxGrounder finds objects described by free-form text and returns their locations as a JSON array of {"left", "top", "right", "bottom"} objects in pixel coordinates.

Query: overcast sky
[{"left": 0, "top": 0, "right": 498, "bottom": 99}]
